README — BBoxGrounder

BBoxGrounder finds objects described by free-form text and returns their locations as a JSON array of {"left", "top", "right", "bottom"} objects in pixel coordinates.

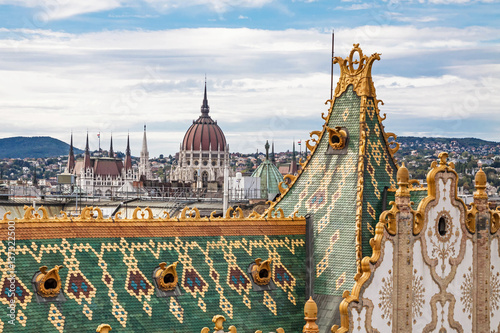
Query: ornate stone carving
[
  {"left": 325, "top": 126, "right": 347, "bottom": 150},
  {"left": 251, "top": 258, "right": 272, "bottom": 286},
  {"left": 35, "top": 265, "right": 64, "bottom": 297},
  {"left": 154, "top": 262, "right": 178, "bottom": 292},
  {"left": 332, "top": 44, "right": 380, "bottom": 98}
]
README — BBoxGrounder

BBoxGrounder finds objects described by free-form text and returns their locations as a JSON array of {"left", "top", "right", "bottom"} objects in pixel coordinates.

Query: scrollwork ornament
[
  {"left": 326, "top": 126, "right": 347, "bottom": 150},
  {"left": 332, "top": 43, "right": 381, "bottom": 98},
  {"left": 491, "top": 208, "right": 500, "bottom": 234}
]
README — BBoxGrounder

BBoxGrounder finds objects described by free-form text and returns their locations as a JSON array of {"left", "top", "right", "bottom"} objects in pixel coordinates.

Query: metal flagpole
[{"left": 330, "top": 30, "right": 335, "bottom": 101}]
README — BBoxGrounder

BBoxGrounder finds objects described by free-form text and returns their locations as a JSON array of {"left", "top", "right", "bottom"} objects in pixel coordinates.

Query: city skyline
[{"left": 0, "top": 0, "right": 498, "bottom": 157}]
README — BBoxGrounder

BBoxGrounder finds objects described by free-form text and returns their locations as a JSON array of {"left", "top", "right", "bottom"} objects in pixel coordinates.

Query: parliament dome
[{"left": 182, "top": 84, "right": 226, "bottom": 152}]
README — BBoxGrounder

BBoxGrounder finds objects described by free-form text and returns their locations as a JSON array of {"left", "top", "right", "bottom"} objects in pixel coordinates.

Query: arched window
[{"left": 202, "top": 171, "right": 208, "bottom": 188}]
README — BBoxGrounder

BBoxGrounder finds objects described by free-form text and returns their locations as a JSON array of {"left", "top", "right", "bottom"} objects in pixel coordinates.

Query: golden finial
[
  {"left": 396, "top": 162, "right": 410, "bottom": 197},
  {"left": 332, "top": 44, "right": 381, "bottom": 98},
  {"left": 96, "top": 324, "right": 112, "bottom": 333},
  {"left": 474, "top": 167, "right": 488, "bottom": 199},
  {"left": 303, "top": 297, "right": 319, "bottom": 333},
  {"left": 213, "top": 315, "right": 226, "bottom": 331},
  {"left": 438, "top": 152, "right": 449, "bottom": 165}
]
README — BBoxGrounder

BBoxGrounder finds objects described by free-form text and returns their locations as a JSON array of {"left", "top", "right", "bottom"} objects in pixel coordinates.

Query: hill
[
  {"left": 0, "top": 136, "right": 83, "bottom": 159},
  {"left": 397, "top": 136, "right": 498, "bottom": 148}
]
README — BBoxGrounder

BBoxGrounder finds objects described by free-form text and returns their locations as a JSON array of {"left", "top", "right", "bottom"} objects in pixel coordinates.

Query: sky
[{"left": 0, "top": 0, "right": 499, "bottom": 157}]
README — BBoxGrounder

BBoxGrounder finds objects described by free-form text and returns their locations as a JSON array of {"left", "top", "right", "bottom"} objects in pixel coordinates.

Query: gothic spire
[
  {"left": 109, "top": 135, "right": 114, "bottom": 158},
  {"left": 67, "top": 132, "right": 75, "bottom": 173},
  {"left": 141, "top": 125, "right": 148, "bottom": 153},
  {"left": 265, "top": 140, "right": 270, "bottom": 161},
  {"left": 83, "top": 132, "right": 92, "bottom": 169},
  {"left": 201, "top": 79, "right": 210, "bottom": 116},
  {"left": 85, "top": 132, "right": 89, "bottom": 154},
  {"left": 124, "top": 133, "right": 132, "bottom": 171},
  {"left": 271, "top": 141, "right": 276, "bottom": 165},
  {"left": 139, "top": 125, "right": 151, "bottom": 179},
  {"left": 290, "top": 141, "right": 298, "bottom": 175}
]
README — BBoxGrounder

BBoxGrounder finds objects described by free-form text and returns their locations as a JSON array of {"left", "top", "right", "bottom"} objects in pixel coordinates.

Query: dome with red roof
[{"left": 181, "top": 84, "right": 226, "bottom": 152}]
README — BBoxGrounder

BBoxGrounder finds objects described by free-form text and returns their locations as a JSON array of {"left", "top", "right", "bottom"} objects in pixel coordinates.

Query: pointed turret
[
  {"left": 139, "top": 125, "right": 152, "bottom": 179},
  {"left": 109, "top": 135, "right": 114, "bottom": 158},
  {"left": 83, "top": 132, "right": 92, "bottom": 170},
  {"left": 265, "top": 140, "right": 270, "bottom": 161},
  {"left": 124, "top": 134, "right": 132, "bottom": 171},
  {"left": 66, "top": 133, "right": 75, "bottom": 173},
  {"left": 271, "top": 142, "right": 276, "bottom": 164},
  {"left": 201, "top": 80, "right": 210, "bottom": 116},
  {"left": 251, "top": 140, "right": 282, "bottom": 200},
  {"left": 271, "top": 46, "right": 398, "bottom": 329},
  {"left": 290, "top": 141, "right": 298, "bottom": 175}
]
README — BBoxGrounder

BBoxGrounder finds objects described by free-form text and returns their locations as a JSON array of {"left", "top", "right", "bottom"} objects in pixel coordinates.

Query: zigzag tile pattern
[
  {"left": 0, "top": 235, "right": 305, "bottom": 332},
  {"left": 276, "top": 86, "right": 360, "bottom": 296}
]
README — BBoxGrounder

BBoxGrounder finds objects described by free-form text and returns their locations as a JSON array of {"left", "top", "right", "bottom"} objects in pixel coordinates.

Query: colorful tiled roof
[
  {"left": 270, "top": 44, "right": 399, "bottom": 327},
  {"left": 0, "top": 206, "right": 306, "bottom": 332}
]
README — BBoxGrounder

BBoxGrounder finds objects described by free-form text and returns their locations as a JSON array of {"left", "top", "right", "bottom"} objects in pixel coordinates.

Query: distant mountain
[
  {"left": 398, "top": 136, "right": 498, "bottom": 147},
  {"left": 0, "top": 136, "right": 83, "bottom": 159}
]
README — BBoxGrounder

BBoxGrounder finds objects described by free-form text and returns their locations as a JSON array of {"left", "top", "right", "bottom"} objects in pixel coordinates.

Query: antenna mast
[{"left": 330, "top": 30, "right": 335, "bottom": 100}]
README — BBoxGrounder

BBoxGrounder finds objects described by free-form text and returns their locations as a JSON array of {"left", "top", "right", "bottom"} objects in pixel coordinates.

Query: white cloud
[
  {"left": 391, "top": 15, "right": 438, "bottom": 22},
  {"left": 335, "top": 3, "right": 375, "bottom": 10},
  {"left": 0, "top": 0, "right": 122, "bottom": 21},
  {"left": 0, "top": 0, "right": 275, "bottom": 21},
  {"left": 0, "top": 25, "right": 498, "bottom": 155}
]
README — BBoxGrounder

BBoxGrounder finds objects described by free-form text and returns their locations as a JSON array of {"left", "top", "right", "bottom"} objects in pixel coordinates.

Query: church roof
[
  {"left": 0, "top": 206, "right": 306, "bottom": 332},
  {"left": 269, "top": 44, "right": 399, "bottom": 330},
  {"left": 182, "top": 82, "right": 227, "bottom": 152}
]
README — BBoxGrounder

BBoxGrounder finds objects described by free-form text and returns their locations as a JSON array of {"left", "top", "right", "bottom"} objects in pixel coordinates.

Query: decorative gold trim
[
  {"left": 201, "top": 315, "right": 237, "bottom": 333},
  {"left": 251, "top": 258, "right": 272, "bottom": 285},
  {"left": 35, "top": 265, "right": 64, "bottom": 297},
  {"left": 396, "top": 163, "right": 410, "bottom": 198},
  {"left": 326, "top": 126, "right": 347, "bottom": 150},
  {"left": 303, "top": 296, "right": 319, "bottom": 333},
  {"left": 354, "top": 97, "right": 368, "bottom": 279},
  {"left": 265, "top": 44, "right": 399, "bottom": 213},
  {"left": 384, "top": 132, "right": 399, "bottom": 155},
  {"left": 491, "top": 208, "right": 500, "bottom": 234},
  {"left": 180, "top": 206, "right": 209, "bottom": 221},
  {"left": 132, "top": 206, "right": 154, "bottom": 220},
  {"left": 22, "top": 205, "right": 49, "bottom": 220},
  {"left": 3, "top": 205, "right": 303, "bottom": 224},
  {"left": 277, "top": 174, "right": 297, "bottom": 196},
  {"left": 154, "top": 262, "right": 178, "bottom": 291},
  {"left": 332, "top": 43, "right": 380, "bottom": 98},
  {"left": 411, "top": 152, "right": 466, "bottom": 235},
  {"left": 379, "top": 201, "right": 399, "bottom": 235},
  {"left": 331, "top": 212, "right": 387, "bottom": 333},
  {"left": 466, "top": 203, "right": 478, "bottom": 234},
  {"left": 96, "top": 324, "right": 112, "bottom": 333},
  {"left": 305, "top": 130, "right": 324, "bottom": 153},
  {"left": 474, "top": 167, "right": 488, "bottom": 199},
  {"left": 201, "top": 315, "right": 284, "bottom": 333}
]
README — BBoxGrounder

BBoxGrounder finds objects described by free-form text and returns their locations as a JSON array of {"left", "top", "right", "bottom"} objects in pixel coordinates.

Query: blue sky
[{"left": 0, "top": 0, "right": 498, "bottom": 157}]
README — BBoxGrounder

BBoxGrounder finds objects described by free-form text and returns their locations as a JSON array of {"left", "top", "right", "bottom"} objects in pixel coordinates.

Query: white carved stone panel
[
  {"left": 424, "top": 178, "right": 464, "bottom": 280},
  {"left": 351, "top": 307, "right": 368, "bottom": 333},
  {"left": 430, "top": 301, "right": 459, "bottom": 333},
  {"left": 446, "top": 239, "right": 473, "bottom": 332},
  {"left": 413, "top": 239, "right": 440, "bottom": 333},
  {"left": 363, "top": 240, "right": 394, "bottom": 332},
  {"left": 491, "top": 238, "right": 500, "bottom": 333}
]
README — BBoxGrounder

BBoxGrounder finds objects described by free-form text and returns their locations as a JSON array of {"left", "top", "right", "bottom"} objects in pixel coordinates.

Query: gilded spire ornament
[{"left": 332, "top": 44, "right": 380, "bottom": 98}]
